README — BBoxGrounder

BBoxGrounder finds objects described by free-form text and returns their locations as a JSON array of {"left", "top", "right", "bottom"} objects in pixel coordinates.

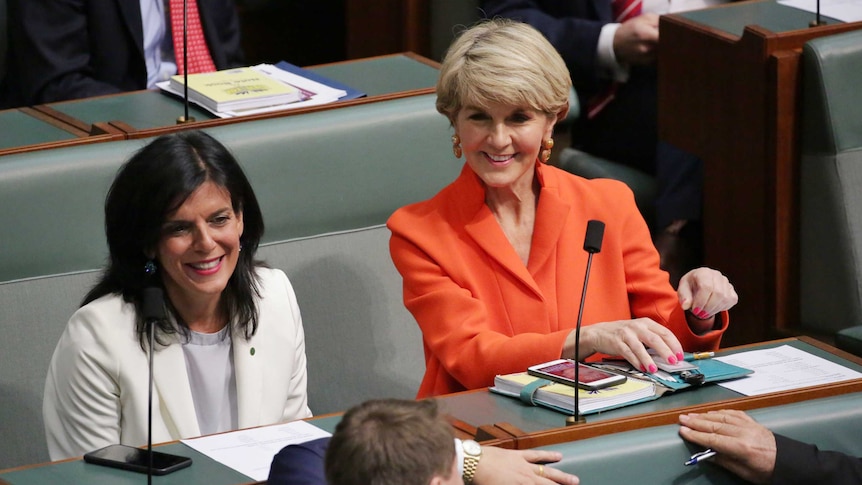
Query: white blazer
[{"left": 43, "top": 267, "right": 312, "bottom": 460}]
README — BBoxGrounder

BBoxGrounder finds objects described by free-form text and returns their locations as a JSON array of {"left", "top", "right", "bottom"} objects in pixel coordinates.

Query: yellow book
[
  {"left": 170, "top": 67, "right": 302, "bottom": 113},
  {"left": 492, "top": 371, "right": 661, "bottom": 415}
]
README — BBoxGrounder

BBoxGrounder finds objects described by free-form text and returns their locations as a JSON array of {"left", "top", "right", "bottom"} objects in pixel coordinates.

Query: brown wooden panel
[
  {"left": 345, "top": 0, "right": 430, "bottom": 59},
  {"left": 658, "top": 11, "right": 862, "bottom": 345}
]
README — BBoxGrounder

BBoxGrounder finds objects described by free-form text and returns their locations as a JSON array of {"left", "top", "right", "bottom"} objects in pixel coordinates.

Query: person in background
[
  {"left": 43, "top": 130, "right": 310, "bottom": 460},
  {"left": 387, "top": 19, "right": 738, "bottom": 399},
  {"left": 269, "top": 398, "right": 579, "bottom": 485},
  {"left": 679, "top": 409, "right": 862, "bottom": 484},
  {"left": 481, "top": 0, "right": 725, "bottom": 285},
  {"left": 0, "top": 0, "right": 244, "bottom": 108}
]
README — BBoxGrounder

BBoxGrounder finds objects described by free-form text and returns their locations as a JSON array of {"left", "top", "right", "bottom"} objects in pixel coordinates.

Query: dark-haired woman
[{"left": 43, "top": 131, "right": 310, "bottom": 460}]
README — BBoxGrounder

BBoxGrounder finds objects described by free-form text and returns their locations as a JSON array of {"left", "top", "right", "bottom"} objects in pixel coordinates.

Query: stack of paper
[
  {"left": 158, "top": 62, "right": 361, "bottom": 118},
  {"left": 169, "top": 67, "right": 303, "bottom": 113}
]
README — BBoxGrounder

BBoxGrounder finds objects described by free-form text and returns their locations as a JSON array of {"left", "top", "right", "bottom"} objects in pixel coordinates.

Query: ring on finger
[{"left": 537, "top": 464, "right": 544, "bottom": 477}]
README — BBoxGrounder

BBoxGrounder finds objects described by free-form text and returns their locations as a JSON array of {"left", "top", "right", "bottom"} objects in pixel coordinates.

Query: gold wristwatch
[{"left": 461, "top": 439, "right": 482, "bottom": 483}]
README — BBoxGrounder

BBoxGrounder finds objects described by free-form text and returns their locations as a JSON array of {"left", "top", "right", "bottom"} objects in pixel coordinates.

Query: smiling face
[
  {"left": 155, "top": 180, "right": 243, "bottom": 314},
  {"left": 454, "top": 101, "right": 556, "bottom": 196}
]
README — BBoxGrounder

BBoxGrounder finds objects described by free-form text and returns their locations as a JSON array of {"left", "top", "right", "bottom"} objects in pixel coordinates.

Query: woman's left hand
[{"left": 677, "top": 267, "right": 738, "bottom": 323}]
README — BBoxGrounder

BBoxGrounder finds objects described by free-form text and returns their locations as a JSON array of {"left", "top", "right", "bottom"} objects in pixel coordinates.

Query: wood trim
[
  {"left": 118, "top": 86, "right": 436, "bottom": 140},
  {"left": 30, "top": 105, "right": 92, "bottom": 135},
  {"left": 19, "top": 107, "right": 89, "bottom": 137}
]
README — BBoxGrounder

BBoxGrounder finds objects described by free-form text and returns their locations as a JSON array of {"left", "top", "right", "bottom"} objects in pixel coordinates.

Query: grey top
[{"left": 182, "top": 326, "right": 238, "bottom": 436}]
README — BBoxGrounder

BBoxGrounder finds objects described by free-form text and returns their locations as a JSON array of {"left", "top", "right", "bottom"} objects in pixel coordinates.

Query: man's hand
[
  {"left": 613, "top": 13, "right": 659, "bottom": 65},
  {"left": 474, "top": 446, "right": 580, "bottom": 485},
  {"left": 679, "top": 410, "right": 777, "bottom": 484}
]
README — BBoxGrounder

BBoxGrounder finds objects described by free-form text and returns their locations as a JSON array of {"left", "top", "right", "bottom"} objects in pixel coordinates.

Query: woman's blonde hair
[{"left": 436, "top": 18, "right": 572, "bottom": 123}]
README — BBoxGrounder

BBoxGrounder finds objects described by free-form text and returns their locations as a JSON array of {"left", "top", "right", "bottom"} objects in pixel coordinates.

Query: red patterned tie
[
  {"left": 586, "top": 0, "right": 644, "bottom": 119},
  {"left": 612, "top": 0, "right": 643, "bottom": 22},
  {"left": 170, "top": 0, "right": 217, "bottom": 74}
]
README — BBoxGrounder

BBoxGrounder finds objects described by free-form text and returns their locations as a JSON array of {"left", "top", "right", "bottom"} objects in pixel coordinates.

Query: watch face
[{"left": 463, "top": 439, "right": 481, "bottom": 456}]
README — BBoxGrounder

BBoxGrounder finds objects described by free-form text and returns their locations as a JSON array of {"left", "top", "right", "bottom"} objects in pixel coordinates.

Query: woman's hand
[
  {"left": 564, "top": 318, "right": 685, "bottom": 374},
  {"left": 678, "top": 267, "right": 738, "bottom": 333}
]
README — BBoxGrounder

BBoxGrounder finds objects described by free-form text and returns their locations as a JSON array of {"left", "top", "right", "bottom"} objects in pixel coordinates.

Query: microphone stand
[
  {"left": 141, "top": 287, "right": 190, "bottom": 478},
  {"left": 810, "top": 0, "right": 826, "bottom": 26},
  {"left": 142, "top": 287, "right": 165, "bottom": 485},
  {"left": 177, "top": 0, "right": 195, "bottom": 124},
  {"left": 147, "top": 312, "right": 155, "bottom": 485},
  {"left": 566, "top": 220, "right": 605, "bottom": 426}
]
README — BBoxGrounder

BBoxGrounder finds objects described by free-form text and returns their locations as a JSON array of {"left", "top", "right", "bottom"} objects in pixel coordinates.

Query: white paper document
[
  {"left": 715, "top": 344, "right": 862, "bottom": 396},
  {"left": 778, "top": 0, "right": 862, "bottom": 22},
  {"left": 181, "top": 420, "right": 331, "bottom": 481}
]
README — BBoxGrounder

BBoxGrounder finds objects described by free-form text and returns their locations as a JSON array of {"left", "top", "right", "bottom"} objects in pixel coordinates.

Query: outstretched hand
[
  {"left": 678, "top": 267, "right": 737, "bottom": 332},
  {"left": 679, "top": 410, "right": 776, "bottom": 484},
  {"left": 475, "top": 446, "right": 580, "bottom": 485}
]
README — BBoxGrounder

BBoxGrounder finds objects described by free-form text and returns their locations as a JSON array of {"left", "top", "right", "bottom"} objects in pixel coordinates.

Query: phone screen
[
  {"left": 528, "top": 360, "right": 627, "bottom": 390},
  {"left": 84, "top": 444, "right": 192, "bottom": 475},
  {"left": 537, "top": 361, "right": 618, "bottom": 384}
]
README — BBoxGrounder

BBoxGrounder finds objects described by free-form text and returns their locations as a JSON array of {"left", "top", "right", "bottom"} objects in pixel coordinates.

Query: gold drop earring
[
  {"left": 540, "top": 138, "right": 554, "bottom": 163},
  {"left": 452, "top": 134, "right": 462, "bottom": 159}
]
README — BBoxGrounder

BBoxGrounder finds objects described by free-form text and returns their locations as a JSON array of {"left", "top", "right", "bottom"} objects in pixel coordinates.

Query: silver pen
[{"left": 685, "top": 448, "right": 717, "bottom": 466}]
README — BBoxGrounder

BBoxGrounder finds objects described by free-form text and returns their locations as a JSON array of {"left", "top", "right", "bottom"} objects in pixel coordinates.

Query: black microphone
[
  {"left": 141, "top": 286, "right": 166, "bottom": 485},
  {"left": 566, "top": 220, "right": 605, "bottom": 426}
]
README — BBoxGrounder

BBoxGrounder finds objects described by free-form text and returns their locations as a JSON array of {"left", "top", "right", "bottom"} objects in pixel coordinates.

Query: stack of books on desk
[
  {"left": 158, "top": 63, "right": 364, "bottom": 118},
  {"left": 169, "top": 67, "right": 303, "bottom": 113},
  {"left": 491, "top": 372, "right": 660, "bottom": 415}
]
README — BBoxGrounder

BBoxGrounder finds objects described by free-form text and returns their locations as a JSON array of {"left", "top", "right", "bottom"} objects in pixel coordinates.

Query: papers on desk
[
  {"left": 181, "top": 420, "right": 331, "bottom": 481},
  {"left": 777, "top": 0, "right": 862, "bottom": 22},
  {"left": 715, "top": 345, "right": 862, "bottom": 396},
  {"left": 157, "top": 63, "right": 355, "bottom": 118}
]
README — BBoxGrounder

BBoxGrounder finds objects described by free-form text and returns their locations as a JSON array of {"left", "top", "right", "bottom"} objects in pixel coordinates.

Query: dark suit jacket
[
  {"left": 772, "top": 434, "right": 862, "bottom": 485},
  {"left": 480, "top": 0, "right": 660, "bottom": 169},
  {"left": 1, "top": 0, "right": 244, "bottom": 107},
  {"left": 268, "top": 437, "right": 329, "bottom": 485},
  {"left": 482, "top": 0, "right": 611, "bottom": 103}
]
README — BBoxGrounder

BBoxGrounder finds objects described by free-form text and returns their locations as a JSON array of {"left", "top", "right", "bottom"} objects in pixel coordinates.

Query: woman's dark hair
[{"left": 83, "top": 130, "right": 265, "bottom": 348}]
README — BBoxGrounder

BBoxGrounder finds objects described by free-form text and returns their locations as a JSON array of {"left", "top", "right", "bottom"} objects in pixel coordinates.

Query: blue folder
[{"left": 275, "top": 61, "right": 366, "bottom": 101}]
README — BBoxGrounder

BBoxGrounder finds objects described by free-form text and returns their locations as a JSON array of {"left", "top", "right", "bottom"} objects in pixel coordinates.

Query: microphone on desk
[
  {"left": 566, "top": 220, "right": 605, "bottom": 426},
  {"left": 141, "top": 286, "right": 183, "bottom": 483},
  {"left": 176, "top": 0, "right": 195, "bottom": 124}
]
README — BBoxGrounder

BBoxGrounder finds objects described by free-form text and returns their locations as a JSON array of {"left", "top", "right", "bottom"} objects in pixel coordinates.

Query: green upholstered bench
[
  {"left": 541, "top": 392, "right": 862, "bottom": 484},
  {"left": 0, "top": 93, "right": 457, "bottom": 468},
  {"left": 798, "top": 29, "right": 862, "bottom": 356}
]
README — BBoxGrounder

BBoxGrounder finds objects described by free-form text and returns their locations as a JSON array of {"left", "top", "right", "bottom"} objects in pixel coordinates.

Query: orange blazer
[{"left": 388, "top": 163, "right": 727, "bottom": 398}]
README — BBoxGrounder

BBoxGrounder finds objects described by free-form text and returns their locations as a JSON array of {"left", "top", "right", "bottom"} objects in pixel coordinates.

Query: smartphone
[
  {"left": 83, "top": 444, "right": 192, "bottom": 475},
  {"left": 527, "top": 359, "right": 627, "bottom": 391}
]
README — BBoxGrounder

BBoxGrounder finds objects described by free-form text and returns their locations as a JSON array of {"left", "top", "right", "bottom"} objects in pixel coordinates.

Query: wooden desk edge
[
  {"left": 15, "top": 51, "right": 440, "bottom": 147},
  {"left": 509, "top": 337, "right": 862, "bottom": 449},
  {"left": 120, "top": 86, "right": 436, "bottom": 140}
]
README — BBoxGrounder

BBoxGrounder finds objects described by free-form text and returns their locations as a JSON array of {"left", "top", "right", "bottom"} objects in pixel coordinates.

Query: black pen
[{"left": 685, "top": 449, "right": 717, "bottom": 466}]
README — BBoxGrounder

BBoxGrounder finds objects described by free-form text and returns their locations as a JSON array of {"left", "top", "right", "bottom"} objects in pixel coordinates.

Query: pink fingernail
[
  {"left": 698, "top": 310, "right": 710, "bottom": 319},
  {"left": 677, "top": 351, "right": 685, "bottom": 360},
  {"left": 648, "top": 364, "right": 657, "bottom": 373},
  {"left": 668, "top": 356, "right": 678, "bottom": 365},
  {"left": 692, "top": 307, "right": 702, "bottom": 315},
  {"left": 640, "top": 364, "right": 647, "bottom": 372}
]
